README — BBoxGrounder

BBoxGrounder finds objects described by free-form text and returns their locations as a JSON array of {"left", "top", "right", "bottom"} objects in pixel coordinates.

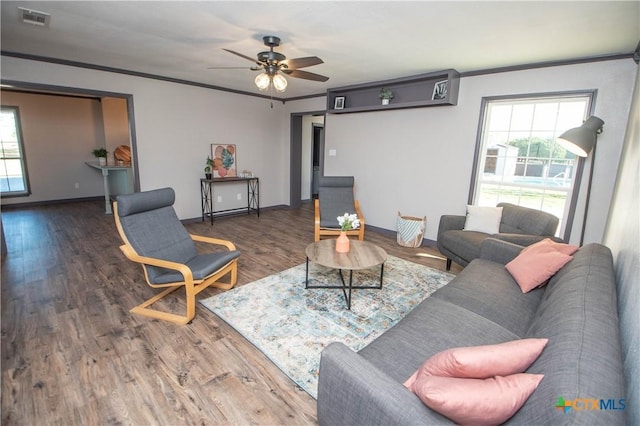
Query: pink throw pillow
[
  {"left": 506, "top": 241, "right": 573, "bottom": 293},
  {"left": 522, "top": 238, "right": 579, "bottom": 256},
  {"left": 412, "top": 374, "right": 544, "bottom": 426},
  {"left": 403, "top": 338, "right": 547, "bottom": 389}
]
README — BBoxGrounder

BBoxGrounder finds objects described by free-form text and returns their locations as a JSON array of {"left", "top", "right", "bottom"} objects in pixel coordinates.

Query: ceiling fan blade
[
  {"left": 281, "top": 56, "right": 324, "bottom": 69},
  {"left": 207, "top": 66, "right": 261, "bottom": 70},
  {"left": 222, "top": 48, "right": 262, "bottom": 66},
  {"left": 282, "top": 69, "right": 329, "bottom": 82}
]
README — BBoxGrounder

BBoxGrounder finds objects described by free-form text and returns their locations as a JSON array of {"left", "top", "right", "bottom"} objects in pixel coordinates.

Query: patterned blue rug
[{"left": 200, "top": 255, "right": 454, "bottom": 398}]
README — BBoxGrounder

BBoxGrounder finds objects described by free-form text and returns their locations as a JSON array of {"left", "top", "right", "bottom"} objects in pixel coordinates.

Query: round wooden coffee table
[{"left": 305, "top": 239, "right": 388, "bottom": 309}]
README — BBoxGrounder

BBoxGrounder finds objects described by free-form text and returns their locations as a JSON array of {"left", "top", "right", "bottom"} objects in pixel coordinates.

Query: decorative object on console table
[
  {"left": 379, "top": 88, "right": 394, "bottom": 105},
  {"left": 204, "top": 155, "right": 213, "bottom": 180},
  {"left": 113, "top": 145, "right": 131, "bottom": 166},
  {"left": 432, "top": 79, "right": 448, "bottom": 100},
  {"left": 92, "top": 147, "right": 108, "bottom": 166},
  {"left": 211, "top": 144, "right": 236, "bottom": 178}
]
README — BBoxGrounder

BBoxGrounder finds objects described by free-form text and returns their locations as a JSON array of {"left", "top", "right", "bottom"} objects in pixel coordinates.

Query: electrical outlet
[
  {"left": 74, "top": 182, "right": 79, "bottom": 189},
  {"left": 237, "top": 193, "right": 242, "bottom": 200},
  {"left": 217, "top": 196, "right": 222, "bottom": 202}
]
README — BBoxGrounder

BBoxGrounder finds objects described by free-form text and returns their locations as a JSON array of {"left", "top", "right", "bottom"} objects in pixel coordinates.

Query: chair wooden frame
[
  {"left": 114, "top": 201, "right": 238, "bottom": 325},
  {"left": 314, "top": 199, "right": 365, "bottom": 242}
]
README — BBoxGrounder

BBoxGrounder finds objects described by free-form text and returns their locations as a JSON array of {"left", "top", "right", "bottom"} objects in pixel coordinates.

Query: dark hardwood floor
[{"left": 1, "top": 200, "right": 460, "bottom": 425}]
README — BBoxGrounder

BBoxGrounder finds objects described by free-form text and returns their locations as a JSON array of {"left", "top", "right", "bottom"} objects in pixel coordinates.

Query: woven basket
[{"left": 396, "top": 211, "right": 426, "bottom": 248}]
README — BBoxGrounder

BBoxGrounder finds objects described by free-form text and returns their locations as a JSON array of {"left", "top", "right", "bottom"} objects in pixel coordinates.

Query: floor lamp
[{"left": 556, "top": 116, "right": 605, "bottom": 246}]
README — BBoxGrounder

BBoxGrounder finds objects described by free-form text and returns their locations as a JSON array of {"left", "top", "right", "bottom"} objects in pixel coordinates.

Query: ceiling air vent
[{"left": 18, "top": 7, "right": 50, "bottom": 27}]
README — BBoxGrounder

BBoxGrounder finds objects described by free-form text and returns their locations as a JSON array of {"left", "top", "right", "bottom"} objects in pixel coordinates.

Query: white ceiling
[{"left": 1, "top": 1, "right": 639, "bottom": 99}]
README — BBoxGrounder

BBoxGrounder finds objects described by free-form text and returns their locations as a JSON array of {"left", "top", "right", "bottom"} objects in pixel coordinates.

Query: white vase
[
  {"left": 98, "top": 157, "right": 107, "bottom": 166},
  {"left": 382, "top": 98, "right": 390, "bottom": 105}
]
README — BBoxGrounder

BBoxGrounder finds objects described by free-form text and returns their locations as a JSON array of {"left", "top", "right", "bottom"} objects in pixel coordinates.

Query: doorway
[
  {"left": 0, "top": 80, "right": 139, "bottom": 204},
  {"left": 311, "top": 123, "right": 324, "bottom": 199},
  {"left": 289, "top": 111, "right": 325, "bottom": 209}
]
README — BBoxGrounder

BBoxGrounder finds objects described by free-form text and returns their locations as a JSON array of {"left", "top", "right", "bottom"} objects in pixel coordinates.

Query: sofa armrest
[
  {"left": 479, "top": 238, "right": 524, "bottom": 265},
  {"left": 491, "top": 233, "right": 562, "bottom": 246},
  {"left": 317, "top": 343, "right": 449, "bottom": 426},
  {"left": 437, "top": 215, "right": 466, "bottom": 239}
]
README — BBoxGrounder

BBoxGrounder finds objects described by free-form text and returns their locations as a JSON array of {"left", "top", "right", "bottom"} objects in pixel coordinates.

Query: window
[
  {"left": 471, "top": 92, "right": 595, "bottom": 240},
  {"left": 0, "top": 106, "right": 30, "bottom": 197}
]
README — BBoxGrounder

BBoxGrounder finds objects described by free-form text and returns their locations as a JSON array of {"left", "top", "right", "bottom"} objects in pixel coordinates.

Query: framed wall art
[
  {"left": 211, "top": 144, "right": 237, "bottom": 178},
  {"left": 432, "top": 80, "right": 448, "bottom": 100},
  {"left": 334, "top": 96, "right": 345, "bottom": 110}
]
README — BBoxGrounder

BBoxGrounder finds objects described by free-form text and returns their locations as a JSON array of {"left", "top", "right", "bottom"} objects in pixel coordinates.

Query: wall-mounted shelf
[{"left": 326, "top": 69, "right": 460, "bottom": 114}]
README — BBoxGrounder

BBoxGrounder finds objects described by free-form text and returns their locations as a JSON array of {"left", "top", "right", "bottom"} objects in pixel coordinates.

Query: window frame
[
  {"left": 468, "top": 90, "right": 597, "bottom": 242},
  {"left": 0, "top": 105, "right": 31, "bottom": 198}
]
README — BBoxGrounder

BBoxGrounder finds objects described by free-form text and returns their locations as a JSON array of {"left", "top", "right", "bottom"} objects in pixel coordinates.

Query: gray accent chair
[
  {"left": 317, "top": 239, "right": 626, "bottom": 425},
  {"left": 437, "top": 202, "right": 560, "bottom": 270},
  {"left": 114, "top": 187, "right": 240, "bottom": 324},
  {"left": 314, "top": 176, "right": 365, "bottom": 241}
]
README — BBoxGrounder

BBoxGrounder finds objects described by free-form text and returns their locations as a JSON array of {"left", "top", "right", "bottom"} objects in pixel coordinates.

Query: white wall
[
  {"left": 322, "top": 59, "right": 637, "bottom": 244},
  {"left": 603, "top": 63, "right": 639, "bottom": 426},
  {"left": 1, "top": 91, "right": 105, "bottom": 204},
  {"left": 1, "top": 56, "right": 287, "bottom": 219}
]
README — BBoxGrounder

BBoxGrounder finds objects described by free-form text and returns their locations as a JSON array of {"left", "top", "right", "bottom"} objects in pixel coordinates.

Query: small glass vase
[{"left": 336, "top": 231, "right": 350, "bottom": 253}]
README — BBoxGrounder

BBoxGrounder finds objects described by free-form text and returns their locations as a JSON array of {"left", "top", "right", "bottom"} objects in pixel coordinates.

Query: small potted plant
[
  {"left": 204, "top": 156, "right": 213, "bottom": 179},
  {"left": 92, "top": 148, "right": 108, "bottom": 166},
  {"left": 379, "top": 88, "right": 394, "bottom": 105}
]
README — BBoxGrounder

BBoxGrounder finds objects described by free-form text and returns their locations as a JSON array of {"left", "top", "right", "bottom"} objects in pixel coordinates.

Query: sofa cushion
[
  {"left": 432, "top": 258, "right": 544, "bottom": 337},
  {"left": 505, "top": 242, "right": 573, "bottom": 293},
  {"left": 438, "top": 230, "right": 487, "bottom": 265},
  {"left": 411, "top": 374, "right": 544, "bottom": 426},
  {"left": 497, "top": 202, "right": 559, "bottom": 236},
  {"left": 464, "top": 205, "right": 503, "bottom": 234},
  {"left": 358, "top": 298, "right": 521, "bottom": 384},
  {"left": 403, "top": 338, "right": 548, "bottom": 388},
  {"left": 510, "top": 243, "right": 626, "bottom": 425}
]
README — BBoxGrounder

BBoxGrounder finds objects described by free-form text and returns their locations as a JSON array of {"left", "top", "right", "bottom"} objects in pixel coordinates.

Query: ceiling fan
[{"left": 210, "top": 35, "right": 329, "bottom": 93}]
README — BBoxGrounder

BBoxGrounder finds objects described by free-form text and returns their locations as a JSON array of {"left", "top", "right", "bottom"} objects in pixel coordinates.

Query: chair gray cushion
[
  {"left": 318, "top": 176, "right": 356, "bottom": 228},
  {"left": 117, "top": 187, "right": 239, "bottom": 285},
  {"left": 152, "top": 250, "right": 241, "bottom": 284},
  {"left": 116, "top": 187, "right": 175, "bottom": 217}
]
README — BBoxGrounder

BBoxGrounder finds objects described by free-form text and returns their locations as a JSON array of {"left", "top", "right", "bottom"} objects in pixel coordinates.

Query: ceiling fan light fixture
[
  {"left": 254, "top": 72, "right": 270, "bottom": 91},
  {"left": 272, "top": 74, "right": 288, "bottom": 92}
]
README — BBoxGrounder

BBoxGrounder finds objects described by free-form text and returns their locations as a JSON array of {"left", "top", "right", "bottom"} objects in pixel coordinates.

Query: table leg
[{"left": 305, "top": 257, "right": 309, "bottom": 288}]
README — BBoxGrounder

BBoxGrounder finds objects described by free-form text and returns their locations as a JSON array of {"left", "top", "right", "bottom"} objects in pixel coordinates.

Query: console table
[
  {"left": 200, "top": 177, "right": 259, "bottom": 224},
  {"left": 86, "top": 161, "right": 134, "bottom": 214}
]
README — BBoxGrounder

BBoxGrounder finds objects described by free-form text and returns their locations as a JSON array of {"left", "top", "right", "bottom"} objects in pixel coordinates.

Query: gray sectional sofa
[{"left": 317, "top": 239, "right": 626, "bottom": 425}]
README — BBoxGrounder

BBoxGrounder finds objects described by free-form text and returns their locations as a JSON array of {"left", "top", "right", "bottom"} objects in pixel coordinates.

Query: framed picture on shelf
[
  {"left": 432, "top": 80, "right": 448, "bottom": 100},
  {"left": 334, "top": 96, "right": 345, "bottom": 109},
  {"left": 210, "top": 144, "right": 237, "bottom": 178}
]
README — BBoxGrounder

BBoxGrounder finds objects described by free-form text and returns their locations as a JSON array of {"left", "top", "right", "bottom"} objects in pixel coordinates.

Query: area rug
[{"left": 200, "top": 256, "right": 454, "bottom": 398}]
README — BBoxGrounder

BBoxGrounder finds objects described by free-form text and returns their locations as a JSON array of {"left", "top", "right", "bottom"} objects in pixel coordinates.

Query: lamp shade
[
  {"left": 254, "top": 73, "right": 271, "bottom": 91},
  {"left": 556, "top": 116, "right": 604, "bottom": 157},
  {"left": 272, "top": 74, "right": 288, "bottom": 92}
]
